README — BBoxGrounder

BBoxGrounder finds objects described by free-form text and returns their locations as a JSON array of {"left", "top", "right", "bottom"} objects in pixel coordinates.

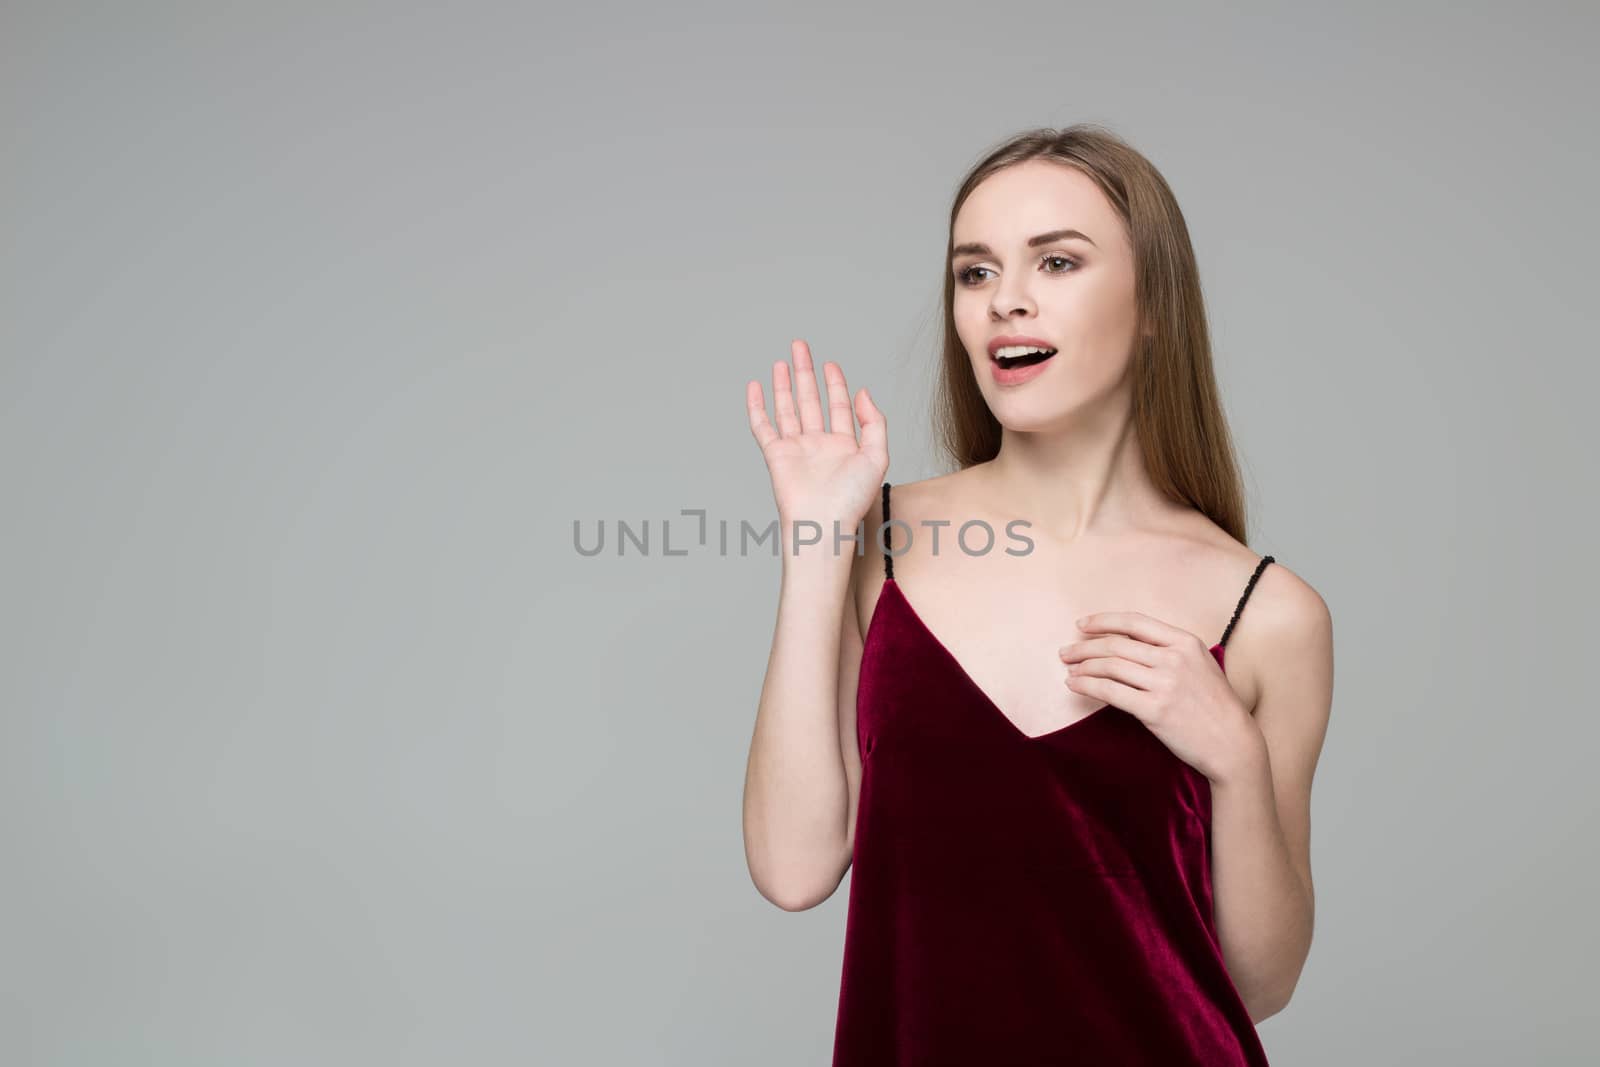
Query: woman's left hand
[{"left": 1059, "top": 611, "right": 1263, "bottom": 783}]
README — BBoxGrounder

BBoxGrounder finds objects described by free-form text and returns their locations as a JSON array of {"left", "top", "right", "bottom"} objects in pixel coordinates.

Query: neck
[{"left": 974, "top": 414, "right": 1176, "bottom": 543}]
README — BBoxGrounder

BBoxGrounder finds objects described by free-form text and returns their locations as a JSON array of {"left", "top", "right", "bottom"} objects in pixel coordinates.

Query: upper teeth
[{"left": 994, "top": 345, "right": 1054, "bottom": 358}]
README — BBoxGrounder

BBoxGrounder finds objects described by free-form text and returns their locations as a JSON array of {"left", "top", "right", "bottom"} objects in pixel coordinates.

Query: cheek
[
  {"left": 1062, "top": 277, "right": 1138, "bottom": 337},
  {"left": 954, "top": 306, "right": 989, "bottom": 360}
]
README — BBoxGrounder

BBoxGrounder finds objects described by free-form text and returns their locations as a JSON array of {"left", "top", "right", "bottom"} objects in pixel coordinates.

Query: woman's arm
[
  {"left": 740, "top": 341, "right": 888, "bottom": 912},
  {"left": 1208, "top": 564, "right": 1334, "bottom": 1021},
  {"left": 742, "top": 536, "right": 864, "bottom": 912}
]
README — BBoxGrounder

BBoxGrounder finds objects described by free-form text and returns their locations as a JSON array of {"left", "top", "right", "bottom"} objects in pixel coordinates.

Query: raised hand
[{"left": 746, "top": 339, "right": 888, "bottom": 544}]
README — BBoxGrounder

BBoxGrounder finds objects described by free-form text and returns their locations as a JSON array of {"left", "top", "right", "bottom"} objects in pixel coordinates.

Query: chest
[{"left": 860, "top": 564, "right": 1228, "bottom": 739}]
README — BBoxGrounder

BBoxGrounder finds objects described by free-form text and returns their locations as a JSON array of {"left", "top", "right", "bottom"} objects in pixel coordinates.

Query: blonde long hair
[{"left": 934, "top": 124, "right": 1250, "bottom": 544}]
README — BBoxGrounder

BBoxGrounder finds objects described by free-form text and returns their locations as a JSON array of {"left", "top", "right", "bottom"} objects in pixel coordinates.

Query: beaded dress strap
[
  {"left": 880, "top": 482, "right": 894, "bottom": 580},
  {"left": 1218, "top": 555, "right": 1275, "bottom": 648}
]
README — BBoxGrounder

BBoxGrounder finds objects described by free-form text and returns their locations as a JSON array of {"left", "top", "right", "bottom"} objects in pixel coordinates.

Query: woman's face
[{"left": 950, "top": 160, "right": 1143, "bottom": 429}]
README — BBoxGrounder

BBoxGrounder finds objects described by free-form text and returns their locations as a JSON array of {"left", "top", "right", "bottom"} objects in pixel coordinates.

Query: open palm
[{"left": 746, "top": 339, "right": 889, "bottom": 537}]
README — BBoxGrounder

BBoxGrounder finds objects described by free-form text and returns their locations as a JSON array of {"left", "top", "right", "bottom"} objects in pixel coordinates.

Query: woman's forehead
[{"left": 955, "top": 163, "right": 1119, "bottom": 248}]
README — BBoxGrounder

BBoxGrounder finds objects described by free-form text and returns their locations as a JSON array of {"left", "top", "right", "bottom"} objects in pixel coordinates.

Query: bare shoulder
[
  {"left": 852, "top": 470, "right": 964, "bottom": 633},
  {"left": 1175, "top": 514, "right": 1332, "bottom": 717},
  {"left": 883, "top": 466, "right": 1003, "bottom": 534},
  {"left": 882, "top": 468, "right": 968, "bottom": 508},
  {"left": 1244, "top": 558, "right": 1333, "bottom": 647},
  {"left": 1243, "top": 558, "right": 1335, "bottom": 722},
  {"left": 874, "top": 469, "right": 973, "bottom": 546},
  {"left": 1221, "top": 550, "right": 1334, "bottom": 731},
  {"left": 1175, "top": 510, "right": 1329, "bottom": 641}
]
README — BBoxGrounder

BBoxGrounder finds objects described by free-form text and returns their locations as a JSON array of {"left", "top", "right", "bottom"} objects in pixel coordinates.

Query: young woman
[{"left": 741, "top": 125, "right": 1333, "bottom": 1065}]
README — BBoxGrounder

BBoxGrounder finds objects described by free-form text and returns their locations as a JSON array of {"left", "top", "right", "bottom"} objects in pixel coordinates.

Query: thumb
[{"left": 855, "top": 387, "right": 888, "bottom": 468}]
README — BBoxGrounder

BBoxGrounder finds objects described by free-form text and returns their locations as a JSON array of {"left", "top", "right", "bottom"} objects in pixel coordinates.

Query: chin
[{"left": 984, "top": 395, "right": 1080, "bottom": 432}]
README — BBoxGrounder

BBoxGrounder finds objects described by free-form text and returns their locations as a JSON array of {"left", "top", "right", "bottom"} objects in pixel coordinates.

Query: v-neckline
[{"left": 875, "top": 577, "right": 1226, "bottom": 744}]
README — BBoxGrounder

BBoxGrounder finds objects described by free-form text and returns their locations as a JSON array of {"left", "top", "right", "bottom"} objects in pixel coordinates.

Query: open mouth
[{"left": 993, "top": 348, "right": 1057, "bottom": 369}]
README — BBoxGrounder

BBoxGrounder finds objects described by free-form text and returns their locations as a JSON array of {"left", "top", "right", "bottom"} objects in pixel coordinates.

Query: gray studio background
[{"left": 3, "top": 2, "right": 1595, "bottom": 1064}]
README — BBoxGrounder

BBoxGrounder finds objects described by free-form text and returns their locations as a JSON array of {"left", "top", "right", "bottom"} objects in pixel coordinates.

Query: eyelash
[{"left": 955, "top": 253, "right": 1081, "bottom": 287}]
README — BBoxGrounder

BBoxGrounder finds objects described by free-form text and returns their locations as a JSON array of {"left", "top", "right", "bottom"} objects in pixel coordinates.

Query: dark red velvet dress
[{"left": 832, "top": 482, "right": 1276, "bottom": 1066}]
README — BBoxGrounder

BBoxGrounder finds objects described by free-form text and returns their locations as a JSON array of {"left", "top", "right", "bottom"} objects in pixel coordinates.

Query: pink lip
[
  {"left": 988, "top": 334, "right": 1056, "bottom": 357},
  {"left": 990, "top": 352, "right": 1055, "bottom": 386}
]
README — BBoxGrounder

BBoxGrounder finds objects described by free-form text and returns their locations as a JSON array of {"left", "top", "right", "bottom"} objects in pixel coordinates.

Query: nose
[{"left": 988, "top": 273, "right": 1037, "bottom": 320}]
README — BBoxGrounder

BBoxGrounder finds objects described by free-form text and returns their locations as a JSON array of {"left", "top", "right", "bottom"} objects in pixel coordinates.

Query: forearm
[
  {"left": 1208, "top": 730, "right": 1314, "bottom": 1020},
  {"left": 743, "top": 548, "right": 854, "bottom": 909}
]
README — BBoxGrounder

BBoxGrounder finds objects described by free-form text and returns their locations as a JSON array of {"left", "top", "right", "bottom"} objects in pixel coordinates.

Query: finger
[
  {"left": 1076, "top": 611, "right": 1181, "bottom": 647},
  {"left": 791, "top": 339, "right": 825, "bottom": 435},
  {"left": 771, "top": 357, "right": 800, "bottom": 438},
  {"left": 822, "top": 362, "right": 856, "bottom": 439},
  {"left": 1064, "top": 671, "right": 1143, "bottom": 714},
  {"left": 747, "top": 380, "right": 779, "bottom": 451},
  {"left": 854, "top": 386, "right": 888, "bottom": 469},
  {"left": 1058, "top": 633, "right": 1161, "bottom": 667},
  {"left": 1068, "top": 653, "right": 1157, "bottom": 692}
]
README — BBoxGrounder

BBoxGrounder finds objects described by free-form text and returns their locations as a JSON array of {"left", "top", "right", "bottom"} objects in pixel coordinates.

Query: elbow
[
  {"left": 1248, "top": 920, "right": 1312, "bottom": 1023},
  {"left": 1247, "top": 984, "right": 1295, "bottom": 1024},
  {"left": 747, "top": 840, "right": 850, "bottom": 912},
  {"left": 771, "top": 888, "right": 826, "bottom": 912},
  {"left": 755, "top": 877, "right": 829, "bottom": 913},
  {"left": 748, "top": 858, "right": 841, "bottom": 913}
]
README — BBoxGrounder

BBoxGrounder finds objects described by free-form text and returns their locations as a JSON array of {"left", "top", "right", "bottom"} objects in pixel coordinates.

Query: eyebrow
[{"left": 950, "top": 228, "right": 1098, "bottom": 258}]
